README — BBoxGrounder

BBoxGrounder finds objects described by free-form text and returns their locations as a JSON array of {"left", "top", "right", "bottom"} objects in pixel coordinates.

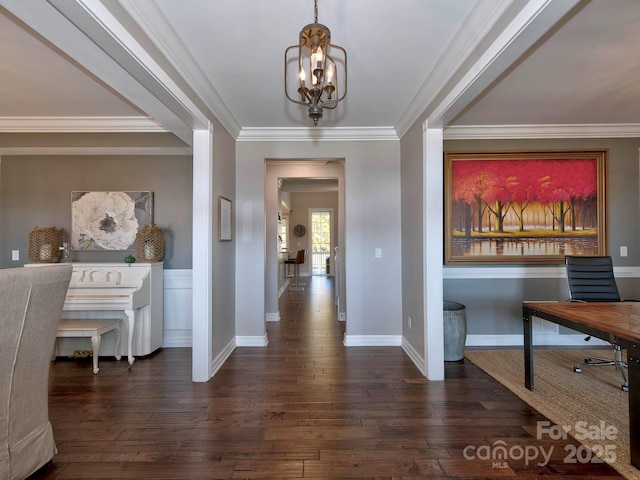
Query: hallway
[{"left": 33, "top": 276, "right": 622, "bottom": 478}]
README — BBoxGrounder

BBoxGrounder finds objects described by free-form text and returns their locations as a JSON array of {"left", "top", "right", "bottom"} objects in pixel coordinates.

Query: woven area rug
[{"left": 465, "top": 348, "right": 640, "bottom": 480}]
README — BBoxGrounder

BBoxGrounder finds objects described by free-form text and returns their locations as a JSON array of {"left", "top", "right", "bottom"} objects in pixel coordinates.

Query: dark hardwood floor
[{"left": 32, "top": 276, "right": 623, "bottom": 479}]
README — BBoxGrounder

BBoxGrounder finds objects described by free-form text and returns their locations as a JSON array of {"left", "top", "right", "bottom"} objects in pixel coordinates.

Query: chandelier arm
[
  {"left": 285, "top": 85, "right": 314, "bottom": 106},
  {"left": 284, "top": 46, "right": 314, "bottom": 106},
  {"left": 327, "top": 47, "right": 347, "bottom": 102},
  {"left": 285, "top": 92, "right": 313, "bottom": 107}
]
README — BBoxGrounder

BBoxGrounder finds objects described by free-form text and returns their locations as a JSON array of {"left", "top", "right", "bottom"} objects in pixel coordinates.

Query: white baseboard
[
  {"left": 399, "top": 333, "right": 608, "bottom": 379},
  {"left": 266, "top": 312, "right": 280, "bottom": 322},
  {"left": 402, "top": 338, "right": 426, "bottom": 376},
  {"left": 210, "top": 338, "right": 236, "bottom": 378},
  {"left": 343, "top": 334, "right": 402, "bottom": 346},
  {"left": 236, "top": 334, "right": 269, "bottom": 347},
  {"left": 162, "top": 330, "right": 192, "bottom": 348}
]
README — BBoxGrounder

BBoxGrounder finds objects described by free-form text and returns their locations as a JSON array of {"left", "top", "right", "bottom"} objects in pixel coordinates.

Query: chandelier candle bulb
[
  {"left": 144, "top": 243, "right": 155, "bottom": 261},
  {"left": 40, "top": 244, "right": 52, "bottom": 261}
]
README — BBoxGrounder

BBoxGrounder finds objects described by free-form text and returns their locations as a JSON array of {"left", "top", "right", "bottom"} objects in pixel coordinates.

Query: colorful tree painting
[{"left": 445, "top": 151, "right": 606, "bottom": 264}]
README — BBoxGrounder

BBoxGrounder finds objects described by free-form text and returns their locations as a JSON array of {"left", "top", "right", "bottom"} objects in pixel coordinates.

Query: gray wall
[
  {"left": 400, "top": 121, "right": 426, "bottom": 355},
  {"left": 237, "top": 140, "right": 402, "bottom": 342},
  {"left": 211, "top": 118, "right": 236, "bottom": 355},
  {"left": 444, "top": 276, "right": 640, "bottom": 336},
  {"left": 1, "top": 155, "right": 192, "bottom": 269}
]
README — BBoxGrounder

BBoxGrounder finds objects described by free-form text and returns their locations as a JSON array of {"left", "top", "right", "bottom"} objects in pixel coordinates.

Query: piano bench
[{"left": 55, "top": 318, "right": 122, "bottom": 374}]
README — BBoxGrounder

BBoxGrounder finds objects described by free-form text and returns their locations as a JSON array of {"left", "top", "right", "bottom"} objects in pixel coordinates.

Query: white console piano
[{"left": 27, "top": 262, "right": 163, "bottom": 365}]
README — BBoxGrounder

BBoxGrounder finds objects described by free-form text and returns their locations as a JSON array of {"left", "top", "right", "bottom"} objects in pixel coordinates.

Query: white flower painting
[{"left": 71, "top": 191, "right": 153, "bottom": 250}]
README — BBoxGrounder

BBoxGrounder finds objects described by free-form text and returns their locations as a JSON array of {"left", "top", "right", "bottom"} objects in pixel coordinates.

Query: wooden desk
[{"left": 523, "top": 301, "right": 640, "bottom": 468}]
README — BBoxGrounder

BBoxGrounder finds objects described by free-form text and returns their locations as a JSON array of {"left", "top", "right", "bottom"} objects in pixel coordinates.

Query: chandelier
[{"left": 284, "top": 0, "right": 347, "bottom": 126}]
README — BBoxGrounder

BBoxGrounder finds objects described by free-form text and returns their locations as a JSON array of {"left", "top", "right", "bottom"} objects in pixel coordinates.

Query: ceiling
[{"left": 1, "top": 0, "right": 640, "bottom": 143}]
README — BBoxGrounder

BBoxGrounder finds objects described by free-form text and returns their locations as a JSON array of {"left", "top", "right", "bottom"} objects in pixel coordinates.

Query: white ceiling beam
[
  {"left": 0, "top": 0, "right": 197, "bottom": 144},
  {"left": 46, "top": 0, "right": 211, "bottom": 135},
  {"left": 396, "top": 0, "right": 514, "bottom": 136},
  {"left": 118, "top": 0, "right": 241, "bottom": 139},
  {"left": 398, "top": 0, "right": 584, "bottom": 136}
]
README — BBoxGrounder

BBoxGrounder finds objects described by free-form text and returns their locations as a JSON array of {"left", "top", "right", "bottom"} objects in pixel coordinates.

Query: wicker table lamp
[
  {"left": 136, "top": 224, "right": 164, "bottom": 262},
  {"left": 28, "top": 226, "right": 62, "bottom": 263}
]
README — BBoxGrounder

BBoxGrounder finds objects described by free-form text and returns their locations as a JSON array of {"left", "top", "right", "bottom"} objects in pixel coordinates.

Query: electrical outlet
[
  {"left": 375, "top": 248, "right": 382, "bottom": 258},
  {"left": 11, "top": 250, "right": 19, "bottom": 261},
  {"left": 621, "top": 246, "right": 628, "bottom": 257},
  {"left": 408, "top": 316, "right": 412, "bottom": 330}
]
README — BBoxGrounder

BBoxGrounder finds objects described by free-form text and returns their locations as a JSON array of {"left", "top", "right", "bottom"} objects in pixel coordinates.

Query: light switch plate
[{"left": 12, "top": 250, "right": 19, "bottom": 261}]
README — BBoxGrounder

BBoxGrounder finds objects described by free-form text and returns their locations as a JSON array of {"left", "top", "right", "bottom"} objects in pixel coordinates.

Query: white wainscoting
[{"left": 163, "top": 269, "right": 193, "bottom": 347}]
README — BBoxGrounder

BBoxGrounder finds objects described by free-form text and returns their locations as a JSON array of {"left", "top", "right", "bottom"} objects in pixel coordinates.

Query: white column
[
  {"left": 423, "top": 123, "right": 444, "bottom": 380},
  {"left": 192, "top": 126, "right": 214, "bottom": 381}
]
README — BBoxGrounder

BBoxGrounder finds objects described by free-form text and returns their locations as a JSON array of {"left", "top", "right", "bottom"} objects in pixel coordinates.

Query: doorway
[
  {"left": 265, "top": 161, "right": 346, "bottom": 326},
  {"left": 310, "top": 209, "right": 333, "bottom": 275}
]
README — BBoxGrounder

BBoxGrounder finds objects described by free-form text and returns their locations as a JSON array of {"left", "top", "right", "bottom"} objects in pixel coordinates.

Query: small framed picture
[{"left": 219, "top": 196, "right": 232, "bottom": 241}]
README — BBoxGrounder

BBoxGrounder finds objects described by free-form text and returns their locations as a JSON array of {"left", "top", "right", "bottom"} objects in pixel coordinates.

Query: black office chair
[{"left": 565, "top": 255, "right": 628, "bottom": 391}]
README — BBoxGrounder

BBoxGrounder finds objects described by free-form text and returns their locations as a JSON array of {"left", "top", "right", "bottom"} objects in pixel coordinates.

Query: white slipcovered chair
[{"left": 0, "top": 265, "right": 72, "bottom": 480}]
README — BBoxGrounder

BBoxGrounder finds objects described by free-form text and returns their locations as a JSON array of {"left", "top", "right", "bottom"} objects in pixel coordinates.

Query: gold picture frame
[{"left": 444, "top": 150, "right": 607, "bottom": 264}]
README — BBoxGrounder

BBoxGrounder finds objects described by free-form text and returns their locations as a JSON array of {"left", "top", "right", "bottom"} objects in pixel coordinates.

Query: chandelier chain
[{"left": 314, "top": 0, "right": 318, "bottom": 23}]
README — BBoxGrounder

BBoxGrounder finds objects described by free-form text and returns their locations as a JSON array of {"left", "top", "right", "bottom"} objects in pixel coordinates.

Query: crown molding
[
  {"left": 237, "top": 126, "right": 399, "bottom": 142},
  {"left": 0, "top": 146, "right": 191, "bottom": 156},
  {"left": 444, "top": 123, "right": 640, "bottom": 139},
  {"left": 0, "top": 116, "right": 167, "bottom": 133},
  {"left": 2, "top": 116, "right": 639, "bottom": 142}
]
